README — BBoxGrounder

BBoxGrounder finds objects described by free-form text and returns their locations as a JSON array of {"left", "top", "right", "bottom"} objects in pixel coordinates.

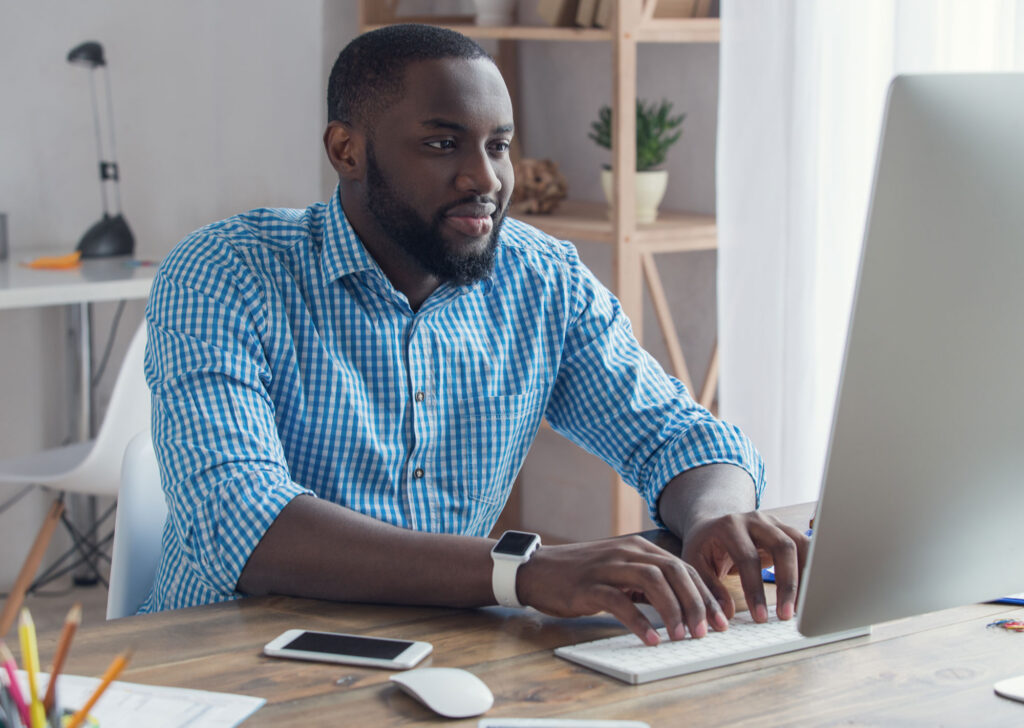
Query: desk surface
[
  {"left": 0, "top": 252, "right": 157, "bottom": 310},
  {"left": 34, "top": 508, "right": 1024, "bottom": 727}
]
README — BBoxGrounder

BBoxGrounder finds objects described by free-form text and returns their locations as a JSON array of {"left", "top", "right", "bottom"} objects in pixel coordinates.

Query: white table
[{"left": 0, "top": 251, "right": 157, "bottom": 437}]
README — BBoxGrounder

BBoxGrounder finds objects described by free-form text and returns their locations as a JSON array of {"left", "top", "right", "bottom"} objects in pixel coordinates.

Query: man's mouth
[
  {"left": 444, "top": 202, "right": 497, "bottom": 238},
  {"left": 445, "top": 215, "right": 493, "bottom": 237}
]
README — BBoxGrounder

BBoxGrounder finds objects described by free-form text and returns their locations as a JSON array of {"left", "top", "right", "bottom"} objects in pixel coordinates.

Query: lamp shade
[{"left": 67, "top": 41, "right": 106, "bottom": 68}]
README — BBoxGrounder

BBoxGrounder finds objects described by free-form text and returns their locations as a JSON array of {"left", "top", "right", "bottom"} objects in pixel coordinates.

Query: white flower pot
[
  {"left": 473, "top": 0, "right": 517, "bottom": 26},
  {"left": 600, "top": 168, "right": 669, "bottom": 224}
]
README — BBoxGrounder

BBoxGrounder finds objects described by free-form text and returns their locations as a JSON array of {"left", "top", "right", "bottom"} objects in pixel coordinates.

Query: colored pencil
[
  {"left": 15, "top": 610, "right": 45, "bottom": 728},
  {"left": 0, "top": 642, "right": 29, "bottom": 727},
  {"left": 0, "top": 668, "right": 24, "bottom": 728},
  {"left": 65, "top": 650, "right": 132, "bottom": 728},
  {"left": 41, "top": 604, "right": 80, "bottom": 714}
]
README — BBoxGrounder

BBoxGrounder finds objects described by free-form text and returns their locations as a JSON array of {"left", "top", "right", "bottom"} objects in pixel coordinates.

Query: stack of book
[{"left": 538, "top": 0, "right": 714, "bottom": 29}]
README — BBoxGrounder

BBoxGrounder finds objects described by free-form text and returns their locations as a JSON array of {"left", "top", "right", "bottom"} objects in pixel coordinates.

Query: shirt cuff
[
  {"left": 198, "top": 470, "right": 315, "bottom": 595},
  {"left": 641, "top": 419, "right": 766, "bottom": 529}
]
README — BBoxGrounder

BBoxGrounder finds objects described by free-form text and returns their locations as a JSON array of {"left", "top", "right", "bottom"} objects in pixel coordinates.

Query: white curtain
[{"left": 717, "top": 0, "right": 1024, "bottom": 508}]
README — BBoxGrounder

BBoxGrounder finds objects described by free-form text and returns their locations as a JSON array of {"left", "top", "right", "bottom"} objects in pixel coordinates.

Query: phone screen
[{"left": 282, "top": 632, "right": 412, "bottom": 659}]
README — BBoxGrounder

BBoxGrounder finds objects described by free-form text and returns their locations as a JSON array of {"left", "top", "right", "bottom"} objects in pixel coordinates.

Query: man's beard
[{"left": 364, "top": 142, "right": 504, "bottom": 286}]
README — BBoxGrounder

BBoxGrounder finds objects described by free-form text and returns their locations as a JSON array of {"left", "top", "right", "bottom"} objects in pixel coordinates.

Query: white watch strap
[{"left": 492, "top": 557, "right": 525, "bottom": 608}]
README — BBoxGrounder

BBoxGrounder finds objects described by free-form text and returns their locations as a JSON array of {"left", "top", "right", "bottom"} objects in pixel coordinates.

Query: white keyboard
[{"left": 555, "top": 608, "right": 869, "bottom": 684}]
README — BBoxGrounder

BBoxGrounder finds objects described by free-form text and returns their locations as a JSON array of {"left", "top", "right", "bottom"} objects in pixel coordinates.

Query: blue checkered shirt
[{"left": 140, "top": 188, "right": 765, "bottom": 613}]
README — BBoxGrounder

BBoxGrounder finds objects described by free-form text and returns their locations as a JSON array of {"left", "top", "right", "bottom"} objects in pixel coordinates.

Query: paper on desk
[{"left": 18, "top": 670, "right": 264, "bottom": 728}]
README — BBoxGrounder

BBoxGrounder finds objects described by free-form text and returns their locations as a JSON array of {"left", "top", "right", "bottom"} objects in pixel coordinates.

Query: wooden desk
[{"left": 32, "top": 507, "right": 1024, "bottom": 727}]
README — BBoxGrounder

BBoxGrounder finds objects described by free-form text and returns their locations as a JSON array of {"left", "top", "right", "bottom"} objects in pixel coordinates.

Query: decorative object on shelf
[
  {"left": 67, "top": 41, "right": 135, "bottom": 258},
  {"left": 590, "top": 99, "right": 685, "bottom": 223},
  {"left": 474, "top": 0, "right": 518, "bottom": 25},
  {"left": 511, "top": 158, "right": 568, "bottom": 214}
]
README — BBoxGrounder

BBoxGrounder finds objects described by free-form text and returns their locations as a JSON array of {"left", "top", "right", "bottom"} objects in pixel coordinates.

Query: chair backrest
[
  {"left": 107, "top": 431, "right": 167, "bottom": 619},
  {"left": 63, "top": 322, "right": 151, "bottom": 496}
]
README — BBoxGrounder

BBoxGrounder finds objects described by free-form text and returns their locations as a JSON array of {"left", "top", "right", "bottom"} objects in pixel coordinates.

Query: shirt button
[
  {"left": 415, "top": 391, "right": 425, "bottom": 402},
  {"left": 413, "top": 468, "right": 425, "bottom": 479}
]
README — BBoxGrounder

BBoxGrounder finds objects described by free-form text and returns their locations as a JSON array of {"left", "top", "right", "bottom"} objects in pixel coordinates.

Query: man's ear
[{"left": 324, "top": 121, "right": 365, "bottom": 180}]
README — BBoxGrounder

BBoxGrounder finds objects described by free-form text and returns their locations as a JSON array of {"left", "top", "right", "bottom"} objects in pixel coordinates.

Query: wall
[{"left": 0, "top": 0, "right": 344, "bottom": 588}]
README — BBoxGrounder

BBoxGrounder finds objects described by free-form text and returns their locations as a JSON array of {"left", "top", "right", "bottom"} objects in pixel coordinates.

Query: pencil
[
  {"left": 0, "top": 668, "right": 23, "bottom": 728},
  {"left": 0, "top": 642, "right": 30, "bottom": 727},
  {"left": 65, "top": 650, "right": 131, "bottom": 728},
  {"left": 41, "top": 603, "right": 80, "bottom": 715},
  {"left": 16, "top": 610, "right": 45, "bottom": 728}
]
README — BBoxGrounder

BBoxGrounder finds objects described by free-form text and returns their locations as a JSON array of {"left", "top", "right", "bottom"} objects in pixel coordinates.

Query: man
[{"left": 143, "top": 24, "right": 807, "bottom": 646}]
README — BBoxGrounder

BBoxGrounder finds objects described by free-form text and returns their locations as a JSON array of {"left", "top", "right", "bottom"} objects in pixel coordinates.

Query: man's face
[{"left": 361, "top": 57, "right": 515, "bottom": 285}]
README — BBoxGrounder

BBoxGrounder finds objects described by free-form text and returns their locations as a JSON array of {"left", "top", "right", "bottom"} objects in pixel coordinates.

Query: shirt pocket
[{"left": 454, "top": 389, "right": 547, "bottom": 505}]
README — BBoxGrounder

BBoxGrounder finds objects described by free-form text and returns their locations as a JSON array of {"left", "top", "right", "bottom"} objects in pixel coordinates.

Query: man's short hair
[{"left": 327, "top": 24, "right": 491, "bottom": 127}]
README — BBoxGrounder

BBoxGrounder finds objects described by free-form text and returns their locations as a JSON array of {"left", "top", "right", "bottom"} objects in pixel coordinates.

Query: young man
[{"left": 143, "top": 24, "right": 806, "bottom": 646}]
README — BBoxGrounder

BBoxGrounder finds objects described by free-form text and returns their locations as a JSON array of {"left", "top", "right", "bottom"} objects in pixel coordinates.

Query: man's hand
[
  {"left": 516, "top": 537, "right": 730, "bottom": 646},
  {"left": 680, "top": 511, "right": 810, "bottom": 623}
]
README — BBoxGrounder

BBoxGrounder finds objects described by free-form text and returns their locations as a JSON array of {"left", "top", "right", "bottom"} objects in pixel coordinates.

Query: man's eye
[
  {"left": 490, "top": 140, "right": 511, "bottom": 154},
  {"left": 426, "top": 139, "right": 456, "bottom": 150}
]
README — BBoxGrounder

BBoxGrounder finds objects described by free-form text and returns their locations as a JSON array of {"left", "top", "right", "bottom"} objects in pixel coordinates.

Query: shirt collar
[{"left": 321, "top": 185, "right": 379, "bottom": 282}]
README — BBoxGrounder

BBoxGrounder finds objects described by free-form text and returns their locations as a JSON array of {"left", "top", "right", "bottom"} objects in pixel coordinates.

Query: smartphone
[{"left": 263, "top": 629, "right": 432, "bottom": 669}]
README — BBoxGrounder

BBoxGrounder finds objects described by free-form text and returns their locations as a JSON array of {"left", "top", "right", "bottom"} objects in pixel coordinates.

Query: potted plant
[{"left": 589, "top": 99, "right": 685, "bottom": 223}]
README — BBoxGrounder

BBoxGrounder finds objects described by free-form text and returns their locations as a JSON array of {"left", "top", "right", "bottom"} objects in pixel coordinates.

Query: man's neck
[{"left": 339, "top": 192, "right": 440, "bottom": 312}]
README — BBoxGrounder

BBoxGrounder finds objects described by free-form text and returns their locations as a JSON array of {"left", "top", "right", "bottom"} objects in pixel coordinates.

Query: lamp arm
[
  {"left": 102, "top": 66, "right": 123, "bottom": 215},
  {"left": 87, "top": 68, "right": 111, "bottom": 217}
]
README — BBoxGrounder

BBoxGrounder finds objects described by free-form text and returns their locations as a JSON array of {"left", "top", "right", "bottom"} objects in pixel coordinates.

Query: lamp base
[{"left": 77, "top": 214, "right": 134, "bottom": 258}]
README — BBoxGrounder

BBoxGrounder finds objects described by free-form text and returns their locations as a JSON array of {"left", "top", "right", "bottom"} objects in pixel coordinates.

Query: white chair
[
  {"left": 0, "top": 323, "right": 150, "bottom": 636},
  {"left": 107, "top": 431, "right": 166, "bottom": 619}
]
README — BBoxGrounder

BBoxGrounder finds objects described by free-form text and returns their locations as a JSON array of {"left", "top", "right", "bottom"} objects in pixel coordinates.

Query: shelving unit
[{"left": 359, "top": 0, "right": 720, "bottom": 535}]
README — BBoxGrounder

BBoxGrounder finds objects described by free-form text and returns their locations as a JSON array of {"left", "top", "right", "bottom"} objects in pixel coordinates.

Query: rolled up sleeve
[
  {"left": 146, "top": 232, "right": 313, "bottom": 603},
  {"left": 543, "top": 243, "right": 765, "bottom": 527}
]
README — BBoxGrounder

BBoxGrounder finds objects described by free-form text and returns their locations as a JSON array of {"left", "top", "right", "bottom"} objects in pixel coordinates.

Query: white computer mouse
[{"left": 389, "top": 666, "right": 494, "bottom": 718}]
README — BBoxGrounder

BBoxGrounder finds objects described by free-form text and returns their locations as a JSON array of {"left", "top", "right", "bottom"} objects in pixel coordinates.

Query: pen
[
  {"left": 41, "top": 604, "right": 80, "bottom": 715},
  {"left": 15, "top": 611, "right": 45, "bottom": 728},
  {"left": 65, "top": 650, "right": 131, "bottom": 728},
  {"left": 0, "top": 643, "right": 29, "bottom": 727}
]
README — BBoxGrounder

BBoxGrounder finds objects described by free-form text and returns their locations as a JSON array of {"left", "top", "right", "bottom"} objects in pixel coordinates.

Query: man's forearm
[
  {"left": 237, "top": 495, "right": 496, "bottom": 607},
  {"left": 656, "top": 463, "right": 757, "bottom": 543}
]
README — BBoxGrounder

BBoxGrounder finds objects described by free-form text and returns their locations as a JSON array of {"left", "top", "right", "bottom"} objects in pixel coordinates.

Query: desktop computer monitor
[{"left": 797, "top": 73, "right": 1024, "bottom": 637}]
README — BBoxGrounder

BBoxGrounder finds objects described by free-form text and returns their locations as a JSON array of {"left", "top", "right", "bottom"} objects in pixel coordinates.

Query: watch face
[{"left": 494, "top": 531, "right": 538, "bottom": 556}]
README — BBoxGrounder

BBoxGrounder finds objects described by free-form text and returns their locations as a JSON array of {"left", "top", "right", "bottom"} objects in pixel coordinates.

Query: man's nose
[{"left": 455, "top": 148, "right": 502, "bottom": 197}]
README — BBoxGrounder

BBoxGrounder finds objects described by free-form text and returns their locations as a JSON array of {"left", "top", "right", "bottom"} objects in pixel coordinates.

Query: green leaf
[{"left": 589, "top": 98, "right": 686, "bottom": 170}]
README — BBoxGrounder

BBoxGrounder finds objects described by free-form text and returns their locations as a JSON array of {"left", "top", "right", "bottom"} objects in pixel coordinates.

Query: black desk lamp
[{"left": 67, "top": 41, "right": 134, "bottom": 258}]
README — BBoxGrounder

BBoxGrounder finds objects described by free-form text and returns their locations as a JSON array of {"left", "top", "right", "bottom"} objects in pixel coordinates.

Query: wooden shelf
[
  {"left": 360, "top": 0, "right": 721, "bottom": 537},
  {"left": 635, "top": 17, "right": 720, "bottom": 43},
  {"left": 513, "top": 200, "right": 716, "bottom": 252},
  {"left": 362, "top": 18, "right": 719, "bottom": 44}
]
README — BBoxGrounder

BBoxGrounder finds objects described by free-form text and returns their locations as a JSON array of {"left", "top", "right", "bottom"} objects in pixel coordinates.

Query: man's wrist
[
  {"left": 658, "top": 464, "right": 758, "bottom": 541},
  {"left": 513, "top": 546, "right": 545, "bottom": 609},
  {"left": 490, "top": 531, "right": 541, "bottom": 608}
]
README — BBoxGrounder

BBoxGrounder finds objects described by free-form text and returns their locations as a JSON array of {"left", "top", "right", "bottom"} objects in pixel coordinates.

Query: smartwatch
[{"left": 490, "top": 530, "right": 541, "bottom": 608}]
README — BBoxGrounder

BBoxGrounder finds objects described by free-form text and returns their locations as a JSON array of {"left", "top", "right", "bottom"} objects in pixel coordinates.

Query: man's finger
[
  {"left": 717, "top": 520, "right": 768, "bottom": 623},
  {"left": 649, "top": 558, "right": 708, "bottom": 639},
  {"left": 773, "top": 523, "right": 810, "bottom": 614},
  {"left": 688, "top": 557, "right": 733, "bottom": 628},
  {"left": 596, "top": 586, "right": 661, "bottom": 646},
  {"left": 741, "top": 517, "right": 806, "bottom": 621}
]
